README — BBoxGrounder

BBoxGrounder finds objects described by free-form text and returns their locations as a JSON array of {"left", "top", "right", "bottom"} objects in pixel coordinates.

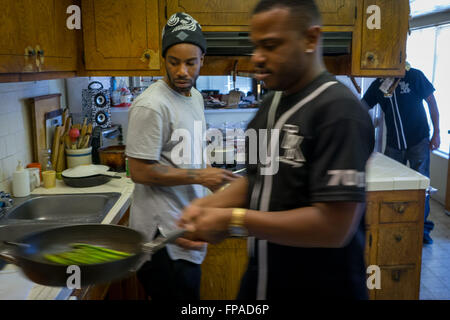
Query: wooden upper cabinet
[
  {"left": 353, "top": 0, "right": 410, "bottom": 76},
  {"left": 167, "top": 0, "right": 356, "bottom": 31},
  {"left": 0, "top": 0, "right": 78, "bottom": 74},
  {"left": 0, "top": 1, "right": 31, "bottom": 73},
  {"left": 317, "top": 0, "right": 357, "bottom": 26},
  {"left": 166, "top": 0, "right": 259, "bottom": 31},
  {"left": 82, "top": 0, "right": 161, "bottom": 71}
]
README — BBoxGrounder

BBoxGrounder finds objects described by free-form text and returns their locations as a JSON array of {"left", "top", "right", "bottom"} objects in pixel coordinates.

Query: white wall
[
  {"left": 0, "top": 80, "right": 66, "bottom": 193},
  {"left": 430, "top": 152, "right": 448, "bottom": 204}
]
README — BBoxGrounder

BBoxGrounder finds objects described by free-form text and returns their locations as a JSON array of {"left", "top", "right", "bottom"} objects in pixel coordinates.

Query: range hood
[{"left": 204, "top": 31, "right": 352, "bottom": 56}]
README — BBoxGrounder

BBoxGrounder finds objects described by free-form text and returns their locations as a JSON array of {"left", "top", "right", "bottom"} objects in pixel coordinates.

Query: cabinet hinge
[
  {"left": 400, "top": 50, "right": 403, "bottom": 64},
  {"left": 355, "top": 6, "right": 357, "bottom": 19},
  {"left": 165, "top": 5, "right": 167, "bottom": 20},
  {"left": 369, "top": 234, "right": 372, "bottom": 247}
]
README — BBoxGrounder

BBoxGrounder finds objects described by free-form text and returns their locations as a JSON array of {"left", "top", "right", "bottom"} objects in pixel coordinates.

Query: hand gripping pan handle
[{"left": 141, "top": 228, "right": 186, "bottom": 254}]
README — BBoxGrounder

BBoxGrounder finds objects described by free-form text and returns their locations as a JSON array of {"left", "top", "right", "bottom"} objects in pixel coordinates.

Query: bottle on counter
[
  {"left": 12, "top": 161, "right": 30, "bottom": 197},
  {"left": 42, "top": 149, "right": 56, "bottom": 189}
]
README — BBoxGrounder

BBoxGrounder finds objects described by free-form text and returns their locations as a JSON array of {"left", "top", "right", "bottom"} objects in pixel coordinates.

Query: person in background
[
  {"left": 362, "top": 63, "right": 440, "bottom": 245},
  {"left": 125, "top": 12, "right": 237, "bottom": 299},
  {"left": 178, "top": 0, "right": 375, "bottom": 300}
]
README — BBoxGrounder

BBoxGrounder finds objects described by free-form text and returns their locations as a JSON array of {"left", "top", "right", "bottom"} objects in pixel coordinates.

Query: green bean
[
  {"left": 43, "top": 244, "right": 132, "bottom": 265},
  {"left": 44, "top": 254, "right": 74, "bottom": 265},
  {"left": 71, "top": 243, "right": 132, "bottom": 258}
]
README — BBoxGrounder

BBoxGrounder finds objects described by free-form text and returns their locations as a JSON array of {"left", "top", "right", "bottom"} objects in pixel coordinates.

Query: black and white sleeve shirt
[{"left": 241, "top": 71, "right": 375, "bottom": 300}]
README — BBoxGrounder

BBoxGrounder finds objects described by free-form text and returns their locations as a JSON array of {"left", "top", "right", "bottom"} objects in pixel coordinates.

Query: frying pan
[
  {"left": 0, "top": 224, "right": 185, "bottom": 287},
  {"left": 62, "top": 165, "right": 121, "bottom": 188}
]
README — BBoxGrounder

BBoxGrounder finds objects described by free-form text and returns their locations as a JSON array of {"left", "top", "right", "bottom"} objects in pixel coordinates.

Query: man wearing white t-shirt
[{"left": 126, "top": 13, "right": 237, "bottom": 299}]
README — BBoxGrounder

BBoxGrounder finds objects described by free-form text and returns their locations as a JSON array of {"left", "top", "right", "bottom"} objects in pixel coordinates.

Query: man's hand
[
  {"left": 178, "top": 205, "right": 231, "bottom": 244},
  {"left": 197, "top": 168, "right": 239, "bottom": 191},
  {"left": 430, "top": 132, "right": 441, "bottom": 150}
]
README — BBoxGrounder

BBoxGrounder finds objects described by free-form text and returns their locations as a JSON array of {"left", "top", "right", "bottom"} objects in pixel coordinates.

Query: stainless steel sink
[{"left": 1, "top": 193, "right": 121, "bottom": 223}]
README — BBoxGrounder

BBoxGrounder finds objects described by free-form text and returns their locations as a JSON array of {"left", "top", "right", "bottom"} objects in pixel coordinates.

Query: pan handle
[
  {"left": 141, "top": 228, "right": 186, "bottom": 254},
  {"left": 0, "top": 251, "right": 18, "bottom": 265}
]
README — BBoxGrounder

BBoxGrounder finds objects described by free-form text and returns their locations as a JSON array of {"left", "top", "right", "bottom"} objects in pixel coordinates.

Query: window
[
  {"left": 407, "top": 23, "right": 450, "bottom": 155},
  {"left": 196, "top": 76, "right": 253, "bottom": 95},
  {"left": 410, "top": 0, "right": 450, "bottom": 17}
]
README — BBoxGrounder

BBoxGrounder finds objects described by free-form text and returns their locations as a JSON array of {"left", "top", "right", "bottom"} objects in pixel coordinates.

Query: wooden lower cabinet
[
  {"left": 200, "top": 238, "right": 248, "bottom": 300},
  {"left": 200, "top": 189, "right": 425, "bottom": 300},
  {"left": 366, "top": 190, "right": 425, "bottom": 300}
]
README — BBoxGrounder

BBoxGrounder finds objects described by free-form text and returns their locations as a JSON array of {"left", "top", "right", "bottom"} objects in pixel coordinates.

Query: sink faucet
[{"left": 0, "top": 192, "right": 13, "bottom": 217}]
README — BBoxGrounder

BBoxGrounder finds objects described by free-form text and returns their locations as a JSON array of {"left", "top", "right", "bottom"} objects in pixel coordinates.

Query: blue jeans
[{"left": 385, "top": 138, "right": 434, "bottom": 237}]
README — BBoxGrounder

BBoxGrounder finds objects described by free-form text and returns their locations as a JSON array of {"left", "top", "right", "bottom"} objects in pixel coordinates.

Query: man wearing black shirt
[
  {"left": 362, "top": 66, "right": 441, "bottom": 244},
  {"left": 179, "top": 0, "right": 375, "bottom": 299}
]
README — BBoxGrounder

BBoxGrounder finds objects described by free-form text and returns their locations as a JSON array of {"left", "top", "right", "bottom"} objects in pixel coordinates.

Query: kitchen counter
[
  {"left": 1, "top": 152, "right": 429, "bottom": 300},
  {"left": 0, "top": 175, "right": 135, "bottom": 300},
  {"left": 366, "top": 152, "right": 430, "bottom": 191}
]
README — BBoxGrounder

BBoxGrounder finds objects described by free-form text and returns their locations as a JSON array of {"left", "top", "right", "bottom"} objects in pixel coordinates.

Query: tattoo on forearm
[
  {"left": 187, "top": 169, "right": 198, "bottom": 180},
  {"left": 150, "top": 164, "right": 169, "bottom": 175}
]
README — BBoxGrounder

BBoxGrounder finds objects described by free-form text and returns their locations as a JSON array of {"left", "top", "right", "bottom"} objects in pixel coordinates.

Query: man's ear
[
  {"left": 200, "top": 53, "right": 205, "bottom": 67},
  {"left": 304, "top": 25, "right": 321, "bottom": 53}
]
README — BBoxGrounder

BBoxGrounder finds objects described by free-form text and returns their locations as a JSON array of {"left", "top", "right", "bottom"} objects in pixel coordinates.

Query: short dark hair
[{"left": 252, "top": 0, "right": 322, "bottom": 32}]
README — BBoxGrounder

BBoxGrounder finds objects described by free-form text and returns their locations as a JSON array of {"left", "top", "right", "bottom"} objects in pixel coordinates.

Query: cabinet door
[
  {"left": 200, "top": 239, "right": 248, "bottom": 299},
  {"left": 40, "top": 0, "right": 78, "bottom": 72},
  {"left": 166, "top": 0, "right": 259, "bottom": 31},
  {"left": 82, "top": 0, "right": 161, "bottom": 71},
  {"left": 0, "top": 1, "right": 36, "bottom": 73},
  {"left": 359, "top": 0, "right": 409, "bottom": 72},
  {"left": 317, "top": 0, "right": 357, "bottom": 26},
  {"left": 0, "top": 0, "right": 78, "bottom": 74}
]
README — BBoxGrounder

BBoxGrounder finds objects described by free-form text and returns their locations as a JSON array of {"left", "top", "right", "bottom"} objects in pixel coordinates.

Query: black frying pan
[
  {"left": 62, "top": 173, "right": 121, "bottom": 188},
  {"left": 0, "top": 224, "right": 185, "bottom": 287},
  {"left": 61, "top": 165, "right": 121, "bottom": 188}
]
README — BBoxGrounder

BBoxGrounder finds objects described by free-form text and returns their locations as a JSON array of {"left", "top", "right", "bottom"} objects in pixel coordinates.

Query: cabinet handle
[
  {"left": 28, "top": 49, "right": 36, "bottom": 56},
  {"left": 392, "top": 270, "right": 401, "bottom": 282},
  {"left": 367, "top": 53, "right": 375, "bottom": 61},
  {"left": 144, "top": 53, "right": 151, "bottom": 60},
  {"left": 393, "top": 204, "right": 406, "bottom": 214},
  {"left": 394, "top": 235, "right": 402, "bottom": 242},
  {"left": 37, "top": 49, "right": 44, "bottom": 56}
]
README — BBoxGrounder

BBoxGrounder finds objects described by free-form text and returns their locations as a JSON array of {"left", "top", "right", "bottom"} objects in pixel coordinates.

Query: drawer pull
[
  {"left": 392, "top": 270, "right": 401, "bottom": 282},
  {"left": 394, "top": 235, "right": 402, "bottom": 242},
  {"left": 393, "top": 204, "right": 406, "bottom": 214}
]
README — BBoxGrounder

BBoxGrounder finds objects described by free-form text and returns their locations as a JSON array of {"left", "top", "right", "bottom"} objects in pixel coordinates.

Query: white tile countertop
[
  {"left": 0, "top": 152, "right": 428, "bottom": 300},
  {"left": 0, "top": 174, "right": 135, "bottom": 300},
  {"left": 366, "top": 152, "right": 430, "bottom": 191}
]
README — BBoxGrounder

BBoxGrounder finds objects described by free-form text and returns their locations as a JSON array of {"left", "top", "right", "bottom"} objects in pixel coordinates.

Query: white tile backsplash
[{"left": 0, "top": 79, "right": 66, "bottom": 193}]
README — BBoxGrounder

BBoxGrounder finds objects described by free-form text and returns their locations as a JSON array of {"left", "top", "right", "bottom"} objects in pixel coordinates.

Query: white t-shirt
[{"left": 126, "top": 80, "right": 207, "bottom": 264}]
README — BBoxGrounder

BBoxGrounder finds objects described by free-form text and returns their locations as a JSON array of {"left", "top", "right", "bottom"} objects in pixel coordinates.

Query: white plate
[{"left": 62, "top": 164, "right": 110, "bottom": 178}]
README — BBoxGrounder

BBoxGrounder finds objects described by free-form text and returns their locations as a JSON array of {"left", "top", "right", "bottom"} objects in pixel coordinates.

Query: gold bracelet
[
  {"left": 229, "top": 208, "right": 248, "bottom": 237},
  {"left": 230, "top": 208, "right": 247, "bottom": 226}
]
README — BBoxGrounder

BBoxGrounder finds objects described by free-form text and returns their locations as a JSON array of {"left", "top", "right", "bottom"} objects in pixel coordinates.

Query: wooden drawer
[
  {"left": 375, "top": 265, "right": 418, "bottom": 300},
  {"left": 379, "top": 201, "right": 420, "bottom": 223},
  {"left": 377, "top": 226, "right": 420, "bottom": 265}
]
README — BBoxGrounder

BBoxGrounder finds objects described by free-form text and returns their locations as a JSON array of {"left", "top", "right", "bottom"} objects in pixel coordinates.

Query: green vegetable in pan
[{"left": 44, "top": 243, "right": 132, "bottom": 265}]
